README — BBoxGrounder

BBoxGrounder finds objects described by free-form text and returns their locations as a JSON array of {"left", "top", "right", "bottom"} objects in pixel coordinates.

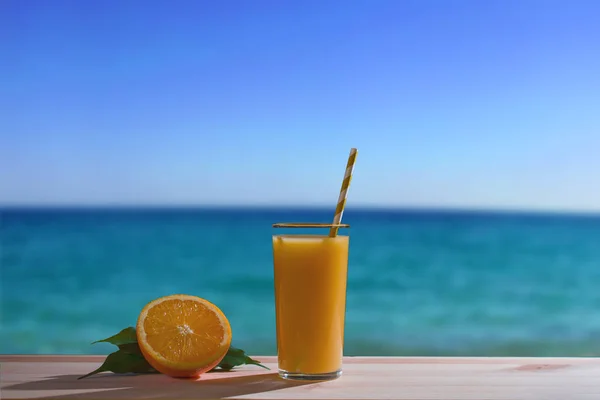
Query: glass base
[{"left": 278, "top": 369, "right": 342, "bottom": 381}]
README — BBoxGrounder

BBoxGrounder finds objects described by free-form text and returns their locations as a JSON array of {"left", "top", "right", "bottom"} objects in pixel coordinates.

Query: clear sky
[{"left": 1, "top": 0, "right": 599, "bottom": 211}]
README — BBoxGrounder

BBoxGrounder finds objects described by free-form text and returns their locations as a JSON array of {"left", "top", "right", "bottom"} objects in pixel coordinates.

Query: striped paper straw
[{"left": 329, "top": 148, "right": 358, "bottom": 237}]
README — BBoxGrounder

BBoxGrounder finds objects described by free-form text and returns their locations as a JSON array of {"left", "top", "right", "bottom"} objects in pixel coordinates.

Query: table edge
[{"left": 1, "top": 355, "right": 598, "bottom": 364}]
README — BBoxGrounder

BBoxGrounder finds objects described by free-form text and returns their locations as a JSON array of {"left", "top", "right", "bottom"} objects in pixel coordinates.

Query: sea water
[{"left": 2, "top": 207, "right": 600, "bottom": 356}]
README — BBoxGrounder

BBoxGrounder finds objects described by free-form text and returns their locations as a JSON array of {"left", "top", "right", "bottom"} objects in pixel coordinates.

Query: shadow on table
[{"left": 4, "top": 371, "right": 317, "bottom": 399}]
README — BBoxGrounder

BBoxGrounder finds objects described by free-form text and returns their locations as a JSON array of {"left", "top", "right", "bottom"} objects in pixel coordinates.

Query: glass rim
[{"left": 273, "top": 222, "right": 350, "bottom": 228}]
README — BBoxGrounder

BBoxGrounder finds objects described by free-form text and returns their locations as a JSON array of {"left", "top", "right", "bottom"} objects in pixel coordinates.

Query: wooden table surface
[{"left": 1, "top": 355, "right": 599, "bottom": 400}]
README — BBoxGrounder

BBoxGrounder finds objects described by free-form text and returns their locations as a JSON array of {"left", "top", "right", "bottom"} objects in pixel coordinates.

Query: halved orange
[{"left": 136, "top": 294, "right": 232, "bottom": 378}]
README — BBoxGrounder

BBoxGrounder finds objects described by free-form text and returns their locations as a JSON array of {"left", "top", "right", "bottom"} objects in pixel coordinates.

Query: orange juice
[{"left": 272, "top": 234, "right": 349, "bottom": 379}]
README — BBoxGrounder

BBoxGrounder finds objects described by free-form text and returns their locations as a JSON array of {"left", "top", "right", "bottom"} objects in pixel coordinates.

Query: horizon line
[{"left": 2, "top": 203, "right": 600, "bottom": 217}]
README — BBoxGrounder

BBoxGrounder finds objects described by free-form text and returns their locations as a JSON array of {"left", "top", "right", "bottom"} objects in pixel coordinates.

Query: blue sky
[{"left": 1, "top": 0, "right": 599, "bottom": 210}]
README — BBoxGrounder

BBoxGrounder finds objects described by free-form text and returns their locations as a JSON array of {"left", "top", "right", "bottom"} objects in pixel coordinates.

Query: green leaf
[
  {"left": 211, "top": 346, "right": 270, "bottom": 372},
  {"left": 82, "top": 326, "right": 268, "bottom": 379},
  {"left": 92, "top": 327, "right": 137, "bottom": 346},
  {"left": 117, "top": 342, "right": 145, "bottom": 355},
  {"left": 78, "top": 349, "right": 157, "bottom": 380}
]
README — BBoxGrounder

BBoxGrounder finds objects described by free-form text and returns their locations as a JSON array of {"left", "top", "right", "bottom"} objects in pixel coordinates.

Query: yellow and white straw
[{"left": 329, "top": 148, "right": 358, "bottom": 237}]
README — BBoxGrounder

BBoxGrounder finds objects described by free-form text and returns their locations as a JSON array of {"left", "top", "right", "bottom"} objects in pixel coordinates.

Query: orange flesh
[{"left": 137, "top": 295, "right": 231, "bottom": 376}]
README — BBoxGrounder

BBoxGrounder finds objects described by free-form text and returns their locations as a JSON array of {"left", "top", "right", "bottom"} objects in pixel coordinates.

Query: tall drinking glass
[{"left": 272, "top": 222, "right": 350, "bottom": 380}]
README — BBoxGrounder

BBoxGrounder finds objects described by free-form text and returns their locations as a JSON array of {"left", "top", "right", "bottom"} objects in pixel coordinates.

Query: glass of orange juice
[{"left": 272, "top": 222, "right": 350, "bottom": 380}]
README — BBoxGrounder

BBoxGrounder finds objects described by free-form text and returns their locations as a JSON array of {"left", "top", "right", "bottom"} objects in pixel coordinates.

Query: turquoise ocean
[{"left": 2, "top": 207, "right": 600, "bottom": 357}]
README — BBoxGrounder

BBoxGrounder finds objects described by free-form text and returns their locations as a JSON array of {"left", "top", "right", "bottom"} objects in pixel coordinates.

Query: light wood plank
[{"left": 1, "top": 356, "right": 599, "bottom": 400}]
